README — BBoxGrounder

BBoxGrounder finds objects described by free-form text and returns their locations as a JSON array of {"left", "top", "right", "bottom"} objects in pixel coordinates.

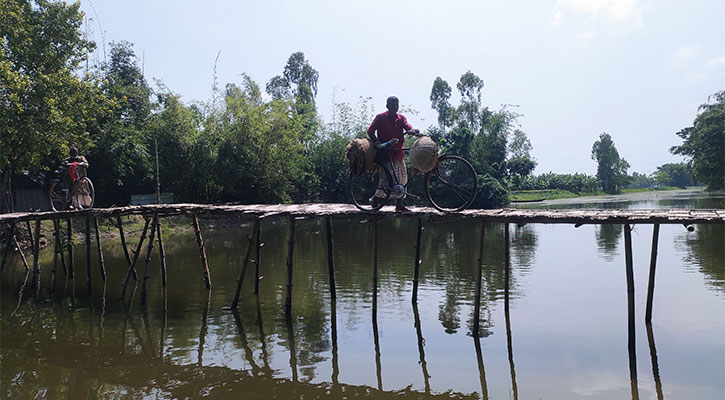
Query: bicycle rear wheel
[
  {"left": 424, "top": 155, "right": 477, "bottom": 212},
  {"left": 350, "top": 172, "right": 388, "bottom": 211},
  {"left": 49, "top": 180, "right": 69, "bottom": 211}
]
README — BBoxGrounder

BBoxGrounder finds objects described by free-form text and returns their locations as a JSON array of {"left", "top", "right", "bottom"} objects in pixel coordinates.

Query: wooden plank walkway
[{"left": 1, "top": 203, "right": 724, "bottom": 224}]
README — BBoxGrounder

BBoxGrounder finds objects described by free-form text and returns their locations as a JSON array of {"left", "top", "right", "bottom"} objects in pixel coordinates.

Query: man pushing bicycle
[{"left": 367, "top": 96, "right": 421, "bottom": 212}]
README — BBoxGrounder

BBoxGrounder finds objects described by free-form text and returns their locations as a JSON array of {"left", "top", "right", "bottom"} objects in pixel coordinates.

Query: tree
[
  {"left": 87, "top": 41, "right": 154, "bottom": 206},
  {"left": 670, "top": 90, "right": 725, "bottom": 190},
  {"left": 430, "top": 77, "right": 454, "bottom": 128},
  {"left": 507, "top": 129, "right": 537, "bottom": 187},
  {"left": 0, "top": 0, "right": 107, "bottom": 212},
  {"left": 591, "top": 132, "right": 630, "bottom": 193},
  {"left": 653, "top": 163, "right": 693, "bottom": 189}
]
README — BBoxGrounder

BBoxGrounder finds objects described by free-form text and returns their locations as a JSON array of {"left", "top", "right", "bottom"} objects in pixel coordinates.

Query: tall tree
[
  {"left": 670, "top": 90, "right": 725, "bottom": 190},
  {"left": 87, "top": 41, "right": 153, "bottom": 206},
  {"left": 591, "top": 132, "right": 630, "bottom": 193},
  {"left": 430, "top": 77, "right": 454, "bottom": 128},
  {"left": 0, "top": 0, "right": 106, "bottom": 212}
]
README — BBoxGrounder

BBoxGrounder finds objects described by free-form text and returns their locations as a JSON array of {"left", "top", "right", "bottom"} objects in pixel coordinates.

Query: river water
[{"left": 1, "top": 190, "right": 723, "bottom": 399}]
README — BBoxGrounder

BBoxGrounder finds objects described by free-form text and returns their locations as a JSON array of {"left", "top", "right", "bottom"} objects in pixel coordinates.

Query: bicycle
[
  {"left": 349, "top": 136, "right": 477, "bottom": 212},
  {"left": 48, "top": 162, "right": 95, "bottom": 211}
]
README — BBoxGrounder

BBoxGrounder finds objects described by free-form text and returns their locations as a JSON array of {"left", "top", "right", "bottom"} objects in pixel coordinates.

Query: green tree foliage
[
  {"left": 88, "top": 41, "right": 154, "bottom": 206},
  {"left": 670, "top": 90, "right": 725, "bottom": 190},
  {"left": 591, "top": 132, "right": 630, "bottom": 193},
  {"left": 429, "top": 72, "right": 535, "bottom": 207},
  {"left": 515, "top": 172, "right": 598, "bottom": 193},
  {"left": 653, "top": 163, "right": 693, "bottom": 189},
  {"left": 0, "top": 0, "right": 108, "bottom": 212}
]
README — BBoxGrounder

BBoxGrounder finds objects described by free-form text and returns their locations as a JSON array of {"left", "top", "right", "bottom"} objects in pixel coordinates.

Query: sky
[{"left": 77, "top": 0, "right": 725, "bottom": 175}]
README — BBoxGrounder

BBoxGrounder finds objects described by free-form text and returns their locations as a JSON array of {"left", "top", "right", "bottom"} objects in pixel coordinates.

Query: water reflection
[
  {"left": 596, "top": 224, "right": 622, "bottom": 261},
  {"left": 676, "top": 224, "right": 725, "bottom": 291},
  {"left": 2, "top": 197, "right": 723, "bottom": 398}
]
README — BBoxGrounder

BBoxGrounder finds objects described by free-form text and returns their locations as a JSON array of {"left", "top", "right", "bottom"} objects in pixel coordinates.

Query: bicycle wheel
[
  {"left": 350, "top": 171, "right": 388, "bottom": 211},
  {"left": 424, "top": 155, "right": 477, "bottom": 212},
  {"left": 49, "top": 180, "right": 69, "bottom": 211},
  {"left": 75, "top": 177, "right": 95, "bottom": 209}
]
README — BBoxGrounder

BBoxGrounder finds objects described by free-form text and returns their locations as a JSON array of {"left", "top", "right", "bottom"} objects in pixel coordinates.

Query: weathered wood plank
[{"left": 1, "top": 203, "right": 723, "bottom": 225}]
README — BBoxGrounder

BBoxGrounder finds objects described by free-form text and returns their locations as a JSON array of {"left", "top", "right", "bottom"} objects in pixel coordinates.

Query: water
[{"left": 1, "top": 190, "right": 723, "bottom": 399}]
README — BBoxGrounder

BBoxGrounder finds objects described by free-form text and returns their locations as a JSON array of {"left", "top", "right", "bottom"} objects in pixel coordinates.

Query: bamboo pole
[
  {"left": 156, "top": 219, "right": 167, "bottom": 288},
  {"left": 646, "top": 322, "right": 664, "bottom": 400},
  {"left": 285, "top": 216, "right": 296, "bottom": 315},
  {"left": 413, "top": 302, "right": 431, "bottom": 394},
  {"left": 67, "top": 218, "right": 73, "bottom": 279},
  {"left": 412, "top": 218, "right": 423, "bottom": 304},
  {"left": 198, "top": 290, "right": 211, "bottom": 366},
  {"left": 31, "top": 219, "right": 41, "bottom": 290},
  {"left": 192, "top": 215, "right": 212, "bottom": 289},
  {"left": 93, "top": 217, "right": 106, "bottom": 281},
  {"left": 624, "top": 224, "right": 639, "bottom": 400},
  {"left": 231, "top": 218, "right": 259, "bottom": 309},
  {"left": 141, "top": 216, "right": 158, "bottom": 305},
  {"left": 473, "top": 219, "right": 485, "bottom": 335},
  {"left": 116, "top": 216, "right": 135, "bottom": 280},
  {"left": 330, "top": 297, "right": 339, "bottom": 385},
  {"left": 504, "top": 223, "right": 518, "bottom": 400},
  {"left": 1, "top": 222, "right": 16, "bottom": 272},
  {"left": 13, "top": 235, "right": 29, "bottom": 271},
  {"left": 473, "top": 334, "right": 489, "bottom": 400},
  {"left": 120, "top": 218, "right": 151, "bottom": 298},
  {"left": 85, "top": 216, "right": 92, "bottom": 294},
  {"left": 26, "top": 220, "right": 34, "bottom": 249},
  {"left": 372, "top": 296, "right": 382, "bottom": 391},
  {"left": 51, "top": 219, "right": 59, "bottom": 290},
  {"left": 504, "top": 223, "right": 510, "bottom": 310},
  {"left": 285, "top": 313, "right": 299, "bottom": 382},
  {"left": 326, "top": 217, "right": 336, "bottom": 300},
  {"left": 372, "top": 217, "right": 378, "bottom": 314},
  {"left": 645, "top": 224, "right": 660, "bottom": 323},
  {"left": 254, "top": 218, "right": 262, "bottom": 295}
]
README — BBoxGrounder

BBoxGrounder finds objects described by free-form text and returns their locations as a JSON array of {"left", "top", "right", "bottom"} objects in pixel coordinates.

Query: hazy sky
[{"left": 78, "top": 0, "right": 724, "bottom": 175}]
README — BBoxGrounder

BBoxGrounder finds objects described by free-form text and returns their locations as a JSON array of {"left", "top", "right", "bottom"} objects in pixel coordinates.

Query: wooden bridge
[{"left": 2, "top": 203, "right": 724, "bottom": 325}]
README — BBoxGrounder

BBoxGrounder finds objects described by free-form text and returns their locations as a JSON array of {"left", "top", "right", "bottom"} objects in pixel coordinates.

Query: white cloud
[
  {"left": 574, "top": 31, "right": 595, "bottom": 40},
  {"left": 706, "top": 56, "right": 725, "bottom": 69},
  {"left": 674, "top": 44, "right": 700, "bottom": 63},
  {"left": 553, "top": 0, "right": 645, "bottom": 26}
]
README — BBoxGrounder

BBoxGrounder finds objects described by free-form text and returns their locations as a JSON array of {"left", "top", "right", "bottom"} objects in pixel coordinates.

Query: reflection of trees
[
  {"left": 677, "top": 224, "right": 725, "bottom": 292},
  {"left": 510, "top": 224, "right": 538, "bottom": 273},
  {"left": 595, "top": 224, "right": 622, "bottom": 261}
]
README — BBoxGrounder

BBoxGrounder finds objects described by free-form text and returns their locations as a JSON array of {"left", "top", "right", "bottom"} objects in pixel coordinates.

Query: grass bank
[{"left": 510, "top": 186, "right": 681, "bottom": 202}]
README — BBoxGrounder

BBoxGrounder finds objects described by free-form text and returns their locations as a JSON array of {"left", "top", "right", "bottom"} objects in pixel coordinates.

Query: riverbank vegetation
[{"left": 1, "top": 1, "right": 721, "bottom": 214}]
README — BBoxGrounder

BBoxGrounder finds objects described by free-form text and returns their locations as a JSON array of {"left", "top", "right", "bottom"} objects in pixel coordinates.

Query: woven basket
[{"left": 410, "top": 136, "right": 439, "bottom": 173}]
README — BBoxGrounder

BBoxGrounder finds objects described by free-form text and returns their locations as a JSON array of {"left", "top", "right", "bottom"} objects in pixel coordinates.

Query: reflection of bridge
[{"left": 3, "top": 203, "right": 720, "bottom": 399}]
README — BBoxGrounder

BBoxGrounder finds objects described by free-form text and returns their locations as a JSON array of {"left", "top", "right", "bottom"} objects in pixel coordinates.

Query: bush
[{"left": 471, "top": 174, "right": 509, "bottom": 209}]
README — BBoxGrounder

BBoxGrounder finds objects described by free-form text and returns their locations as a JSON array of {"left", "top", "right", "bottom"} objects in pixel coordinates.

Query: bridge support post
[
  {"left": 372, "top": 217, "right": 378, "bottom": 316},
  {"left": 156, "top": 218, "right": 167, "bottom": 288},
  {"left": 121, "top": 218, "right": 151, "bottom": 298},
  {"left": 117, "top": 216, "right": 135, "bottom": 280},
  {"left": 0, "top": 222, "right": 15, "bottom": 272},
  {"left": 254, "top": 218, "right": 262, "bottom": 295},
  {"left": 231, "top": 218, "right": 259, "bottom": 309},
  {"left": 141, "top": 216, "right": 158, "bottom": 305},
  {"left": 326, "top": 217, "right": 336, "bottom": 300},
  {"left": 285, "top": 216, "right": 296, "bottom": 315},
  {"left": 192, "top": 215, "right": 212, "bottom": 290},
  {"left": 85, "top": 216, "right": 92, "bottom": 293},
  {"left": 67, "top": 218, "right": 73, "bottom": 279},
  {"left": 645, "top": 224, "right": 660, "bottom": 323},
  {"left": 624, "top": 224, "right": 639, "bottom": 398},
  {"left": 31, "top": 219, "right": 41, "bottom": 291},
  {"left": 412, "top": 218, "right": 423, "bottom": 304},
  {"left": 94, "top": 217, "right": 106, "bottom": 282},
  {"left": 473, "top": 219, "right": 485, "bottom": 336}
]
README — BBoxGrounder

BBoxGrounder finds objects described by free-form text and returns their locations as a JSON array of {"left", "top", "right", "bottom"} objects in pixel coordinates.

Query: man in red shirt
[{"left": 367, "top": 96, "right": 420, "bottom": 212}]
